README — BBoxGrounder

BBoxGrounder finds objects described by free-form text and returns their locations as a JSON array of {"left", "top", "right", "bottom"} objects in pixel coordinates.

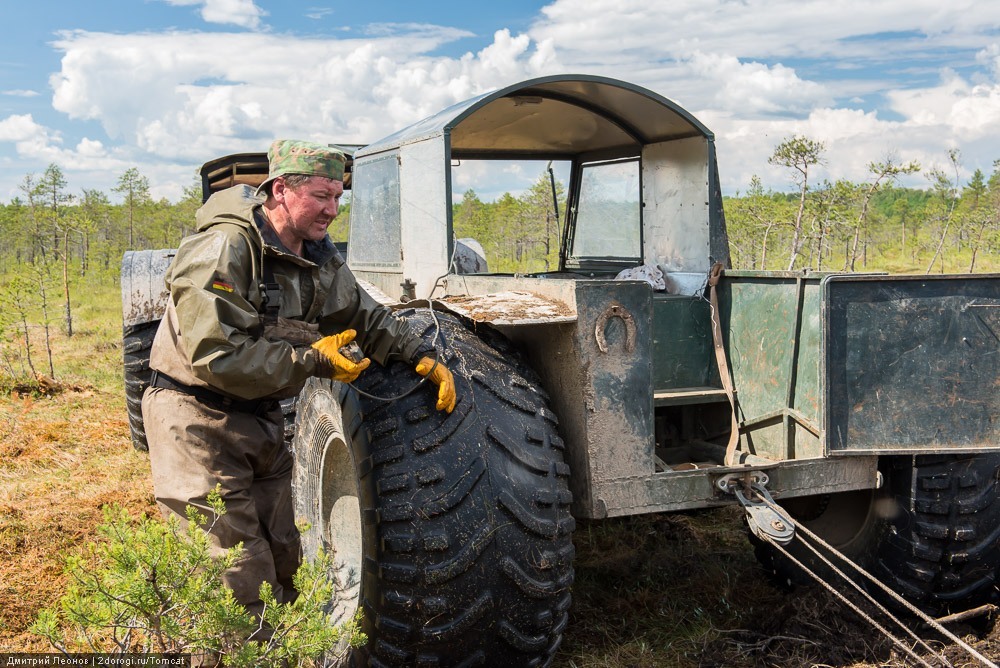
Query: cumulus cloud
[
  {"left": 684, "top": 52, "right": 831, "bottom": 116},
  {"left": 0, "top": 114, "right": 50, "bottom": 142},
  {"left": 0, "top": 24, "right": 565, "bottom": 199},
  {"left": 0, "top": 113, "right": 118, "bottom": 167},
  {"left": 47, "top": 26, "right": 558, "bottom": 165},
  {"left": 161, "top": 0, "right": 266, "bottom": 30},
  {"left": 885, "top": 68, "right": 1000, "bottom": 150},
  {"left": 7, "top": 1, "right": 1000, "bottom": 199}
]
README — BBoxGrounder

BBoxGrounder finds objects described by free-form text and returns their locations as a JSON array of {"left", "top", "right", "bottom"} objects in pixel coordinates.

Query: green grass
[
  {"left": 0, "top": 274, "right": 124, "bottom": 393},
  {"left": 2, "top": 270, "right": 999, "bottom": 664}
]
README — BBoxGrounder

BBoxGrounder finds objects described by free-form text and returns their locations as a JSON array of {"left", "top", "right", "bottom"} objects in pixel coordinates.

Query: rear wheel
[
  {"left": 754, "top": 486, "right": 888, "bottom": 588},
  {"left": 879, "top": 454, "right": 1000, "bottom": 613},
  {"left": 755, "top": 454, "right": 1000, "bottom": 614},
  {"left": 122, "top": 321, "right": 158, "bottom": 452},
  {"left": 292, "top": 310, "right": 575, "bottom": 666}
]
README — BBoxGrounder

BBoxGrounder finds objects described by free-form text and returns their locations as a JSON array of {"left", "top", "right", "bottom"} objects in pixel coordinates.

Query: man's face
[{"left": 273, "top": 176, "right": 344, "bottom": 244}]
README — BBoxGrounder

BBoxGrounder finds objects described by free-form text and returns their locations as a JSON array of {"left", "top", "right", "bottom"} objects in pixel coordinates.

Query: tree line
[
  {"left": 725, "top": 139, "right": 999, "bottom": 274},
  {"left": 1, "top": 137, "right": 998, "bottom": 385},
  {"left": 1, "top": 165, "right": 203, "bottom": 279},
  {"left": 452, "top": 140, "right": 998, "bottom": 276},
  {"left": 0, "top": 165, "right": 200, "bottom": 384}
]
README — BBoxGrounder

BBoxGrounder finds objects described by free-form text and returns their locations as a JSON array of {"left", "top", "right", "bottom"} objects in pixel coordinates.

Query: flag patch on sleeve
[{"left": 212, "top": 280, "right": 235, "bottom": 293}]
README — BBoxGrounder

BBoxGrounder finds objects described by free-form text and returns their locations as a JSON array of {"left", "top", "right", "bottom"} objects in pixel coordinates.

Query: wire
[
  {"left": 757, "top": 489, "right": 997, "bottom": 668},
  {"left": 349, "top": 231, "right": 460, "bottom": 404},
  {"left": 346, "top": 299, "right": 444, "bottom": 405}
]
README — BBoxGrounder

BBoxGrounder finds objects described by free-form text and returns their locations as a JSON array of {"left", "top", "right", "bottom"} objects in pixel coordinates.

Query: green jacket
[{"left": 149, "top": 185, "right": 424, "bottom": 401}]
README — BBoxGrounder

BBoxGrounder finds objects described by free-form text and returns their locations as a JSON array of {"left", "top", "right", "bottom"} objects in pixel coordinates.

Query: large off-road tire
[
  {"left": 122, "top": 321, "right": 158, "bottom": 452},
  {"left": 755, "top": 453, "right": 1000, "bottom": 615},
  {"left": 292, "top": 309, "right": 575, "bottom": 667}
]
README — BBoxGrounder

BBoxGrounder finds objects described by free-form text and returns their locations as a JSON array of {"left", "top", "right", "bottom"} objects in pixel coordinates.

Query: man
[{"left": 141, "top": 139, "right": 456, "bottom": 625}]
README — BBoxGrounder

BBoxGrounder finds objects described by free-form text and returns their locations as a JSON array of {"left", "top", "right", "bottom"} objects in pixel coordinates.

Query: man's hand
[
  {"left": 310, "top": 330, "right": 371, "bottom": 383},
  {"left": 415, "top": 356, "right": 457, "bottom": 413}
]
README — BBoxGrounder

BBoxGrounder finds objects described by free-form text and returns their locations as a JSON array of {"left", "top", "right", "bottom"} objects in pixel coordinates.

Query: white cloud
[
  {"left": 524, "top": 0, "right": 1000, "bottom": 190},
  {"left": 713, "top": 97, "right": 990, "bottom": 194},
  {"left": 531, "top": 0, "right": 1000, "bottom": 63},
  {"left": 0, "top": 114, "right": 48, "bottom": 142},
  {"left": 2, "top": 89, "right": 40, "bottom": 98},
  {"left": 977, "top": 44, "right": 1000, "bottom": 77},
  {"left": 0, "top": 25, "right": 559, "bottom": 199},
  {"left": 0, "top": 113, "right": 195, "bottom": 202},
  {"left": 305, "top": 8, "right": 334, "bottom": 21},
  {"left": 885, "top": 63, "right": 1000, "bottom": 139},
  {"left": 75, "top": 138, "right": 107, "bottom": 157},
  {"left": 0, "top": 114, "right": 135, "bottom": 197},
  {"left": 886, "top": 71, "right": 969, "bottom": 127},
  {"left": 0, "top": 113, "right": 120, "bottom": 169},
  {"left": 46, "top": 27, "right": 556, "bottom": 165},
  {"left": 7, "top": 2, "right": 1000, "bottom": 200},
  {"left": 0, "top": 114, "right": 80, "bottom": 172},
  {"left": 684, "top": 52, "right": 830, "bottom": 116},
  {"left": 161, "top": 0, "right": 266, "bottom": 30}
]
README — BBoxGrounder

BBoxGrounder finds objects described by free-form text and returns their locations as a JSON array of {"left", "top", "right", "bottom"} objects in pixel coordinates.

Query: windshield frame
[{"left": 562, "top": 154, "right": 644, "bottom": 273}]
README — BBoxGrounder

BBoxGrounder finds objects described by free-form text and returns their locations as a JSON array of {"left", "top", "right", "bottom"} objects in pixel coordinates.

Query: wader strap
[
  {"left": 260, "top": 258, "right": 281, "bottom": 319},
  {"left": 150, "top": 370, "right": 278, "bottom": 416}
]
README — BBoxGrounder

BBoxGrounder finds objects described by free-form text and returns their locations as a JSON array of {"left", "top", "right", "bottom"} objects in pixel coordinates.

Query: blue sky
[{"left": 4, "top": 0, "right": 1000, "bottom": 202}]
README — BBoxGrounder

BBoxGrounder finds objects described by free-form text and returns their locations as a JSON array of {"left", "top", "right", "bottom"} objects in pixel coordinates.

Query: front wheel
[
  {"left": 755, "top": 454, "right": 1000, "bottom": 615},
  {"left": 292, "top": 310, "right": 575, "bottom": 666}
]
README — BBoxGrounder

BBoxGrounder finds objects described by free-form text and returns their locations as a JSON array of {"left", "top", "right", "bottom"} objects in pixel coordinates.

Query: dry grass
[
  {"left": 0, "top": 282, "right": 158, "bottom": 651},
  {"left": 0, "top": 386, "right": 156, "bottom": 650},
  {"left": 1, "top": 285, "right": 998, "bottom": 665},
  {"left": 558, "top": 511, "right": 1000, "bottom": 667},
  {"left": 6, "top": 402, "right": 997, "bottom": 665}
]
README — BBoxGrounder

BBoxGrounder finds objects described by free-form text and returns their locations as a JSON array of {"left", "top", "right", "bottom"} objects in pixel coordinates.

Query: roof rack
[{"left": 198, "top": 144, "right": 364, "bottom": 202}]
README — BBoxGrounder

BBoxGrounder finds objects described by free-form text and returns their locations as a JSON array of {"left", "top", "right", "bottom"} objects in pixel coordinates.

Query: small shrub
[{"left": 31, "top": 489, "right": 366, "bottom": 667}]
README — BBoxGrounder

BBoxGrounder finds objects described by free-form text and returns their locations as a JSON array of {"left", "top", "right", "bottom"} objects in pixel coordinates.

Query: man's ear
[{"left": 271, "top": 177, "right": 287, "bottom": 203}]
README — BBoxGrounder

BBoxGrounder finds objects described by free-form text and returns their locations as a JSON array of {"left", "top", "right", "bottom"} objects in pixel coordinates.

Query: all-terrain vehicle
[{"left": 121, "top": 75, "right": 1000, "bottom": 667}]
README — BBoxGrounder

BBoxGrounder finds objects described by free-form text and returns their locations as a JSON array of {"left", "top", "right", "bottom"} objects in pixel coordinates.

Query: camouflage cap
[{"left": 256, "top": 139, "right": 346, "bottom": 195}]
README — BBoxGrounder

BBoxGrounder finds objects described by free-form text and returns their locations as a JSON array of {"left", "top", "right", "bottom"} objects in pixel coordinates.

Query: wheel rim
[
  {"left": 318, "top": 415, "right": 363, "bottom": 625},
  {"left": 782, "top": 488, "right": 879, "bottom": 551}
]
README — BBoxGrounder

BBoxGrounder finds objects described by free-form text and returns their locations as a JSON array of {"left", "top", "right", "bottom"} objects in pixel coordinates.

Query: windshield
[
  {"left": 569, "top": 159, "right": 642, "bottom": 264},
  {"left": 450, "top": 159, "right": 570, "bottom": 274}
]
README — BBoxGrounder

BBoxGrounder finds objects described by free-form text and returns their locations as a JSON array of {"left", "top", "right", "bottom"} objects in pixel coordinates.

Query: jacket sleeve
[
  {"left": 167, "top": 225, "right": 319, "bottom": 399},
  {"left": 317, "top": 263, "right": 429, "bottom": 367}
]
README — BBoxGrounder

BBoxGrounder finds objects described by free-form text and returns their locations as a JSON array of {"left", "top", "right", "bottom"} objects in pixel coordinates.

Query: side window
[
  {"left": 569, "top": 159, "right": 641, "bottom": 264},
  {"left": 348, "top": 152, "right": 401, "bottom": 268}
]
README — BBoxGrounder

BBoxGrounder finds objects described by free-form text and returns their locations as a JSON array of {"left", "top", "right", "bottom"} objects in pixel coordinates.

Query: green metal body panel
[
  {"left": 717, "top": 272, "right": 824, "bottom": 461},
  {"left": 823, "top": 273, "right": 1000, "bottom": 453},
  {"left": 652, "top": 295, "right": 719, "bottom": 391},
  {"left": 492, "top": 274, "right": 880, "bottom": 518}
]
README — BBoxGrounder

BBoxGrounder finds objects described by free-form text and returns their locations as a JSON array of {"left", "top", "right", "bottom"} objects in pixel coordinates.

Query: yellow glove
[
  {"left": 415, "top": 356, "right": 457, "bottom": 413},
  {"left": 310, "top": 330, "right": 371, "bottom": 383}
]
